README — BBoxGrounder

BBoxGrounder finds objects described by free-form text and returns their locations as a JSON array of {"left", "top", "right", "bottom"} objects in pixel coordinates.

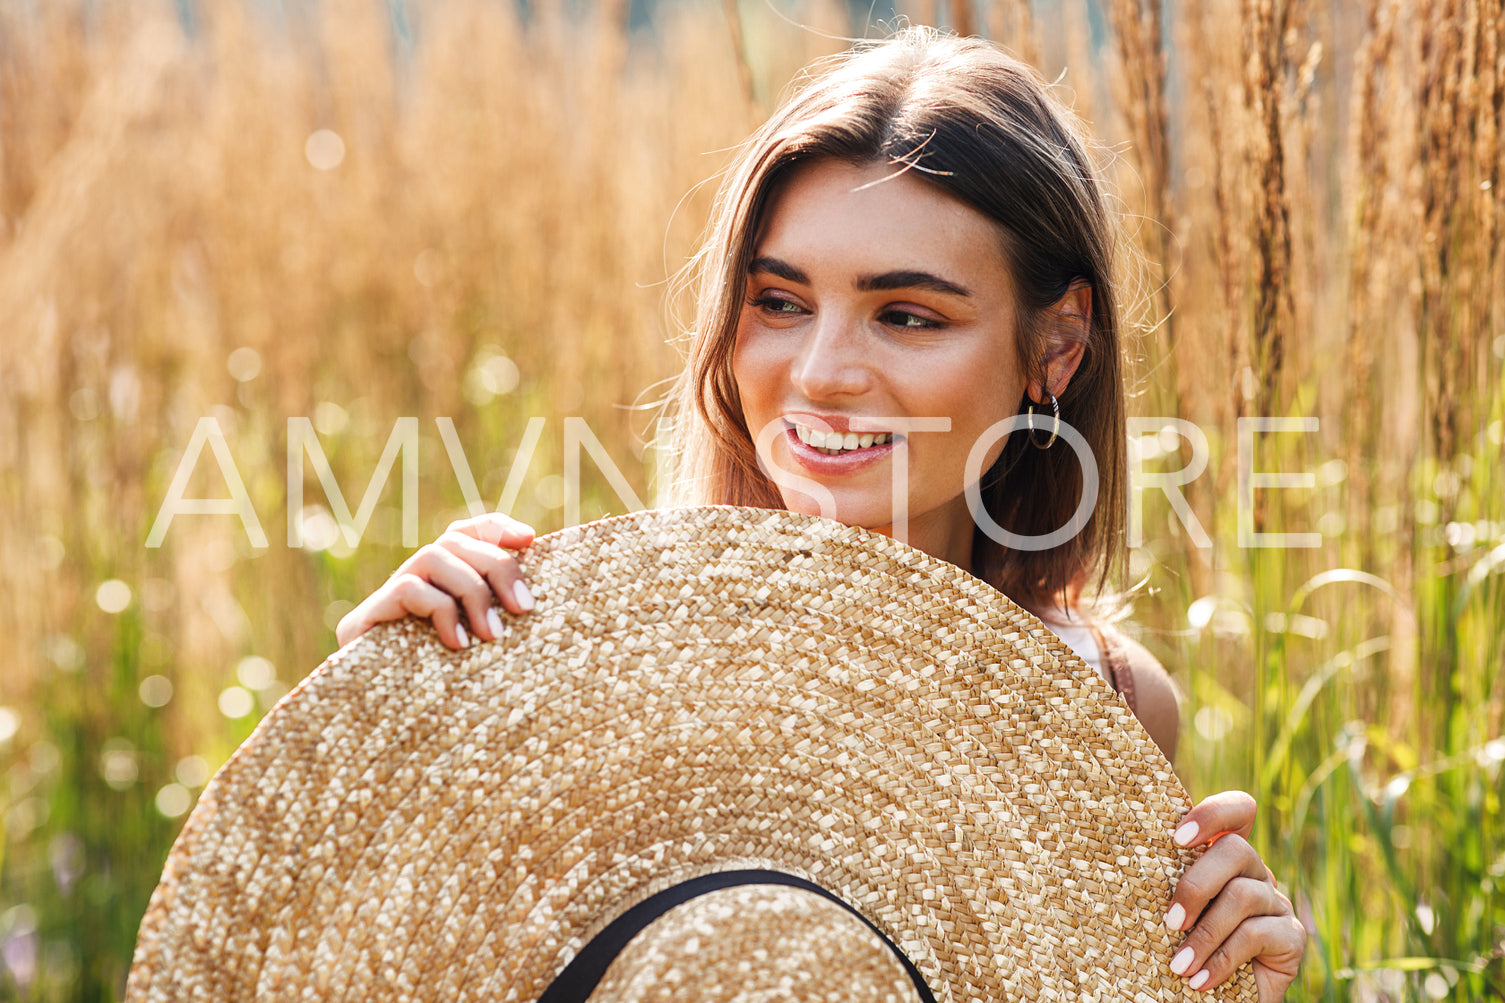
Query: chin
[{"left": 775, "top": 490, "right": 892, "bottom": 531}]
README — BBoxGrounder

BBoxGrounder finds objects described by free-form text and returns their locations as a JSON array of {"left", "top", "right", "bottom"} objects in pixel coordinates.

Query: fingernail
[
  {"left": 1174, "top": 820, "right": 1199, "bottom": 846},
  {"left": 1164, "top": 903, "right": 1185, "bottom": 930},
  {"left": 455, "top": 623, "right": 470, "bottom": 649},
  {"left": 513, "top": 580, "right": 535, "bottom": 612},
  {"left": 486, "top": 608, "right": 503, "bottom": 638},
  {"left": 1171, "top": 947, "right": 1195, "bottom": 976},
  {"left": 1190, "top": 970, "right": 1210, "bottom": 990}
]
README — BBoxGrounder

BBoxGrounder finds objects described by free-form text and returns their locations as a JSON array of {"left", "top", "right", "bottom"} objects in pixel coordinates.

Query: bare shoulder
[{"left": 1099, "top": 622, "right": 1180, "bottom": 763}]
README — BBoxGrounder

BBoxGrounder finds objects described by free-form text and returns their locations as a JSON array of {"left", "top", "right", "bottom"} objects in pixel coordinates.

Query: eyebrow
[
  {"left": 856, "top": 270, "right": 971, "bottom": 298},
  {"left": 748, "top": 256, "right": 971, "bottom": 298}
]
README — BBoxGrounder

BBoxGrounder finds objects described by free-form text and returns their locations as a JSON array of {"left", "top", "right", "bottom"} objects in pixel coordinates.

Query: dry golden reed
[{"left": 0, "top": 0, "right": 1501, "bottom": 997}]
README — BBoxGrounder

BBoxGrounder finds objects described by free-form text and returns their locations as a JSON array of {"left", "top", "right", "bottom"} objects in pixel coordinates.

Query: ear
[{"left": 1026, "top": 279, "right": 1092, "bottom": 403}]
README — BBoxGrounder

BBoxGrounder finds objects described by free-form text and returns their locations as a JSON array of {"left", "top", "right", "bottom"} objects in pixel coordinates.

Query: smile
[{"left": 790, "top": 421, "right": 897, "bottom": 456}]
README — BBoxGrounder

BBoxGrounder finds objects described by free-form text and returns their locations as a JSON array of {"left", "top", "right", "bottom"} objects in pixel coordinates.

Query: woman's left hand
[{"left": 1164, "top": 791, "right": 1306, "bottom": 999}]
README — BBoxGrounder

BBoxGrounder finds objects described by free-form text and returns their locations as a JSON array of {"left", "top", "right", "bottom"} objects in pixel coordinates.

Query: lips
[{"left": 782, "top": 415, "right": 896, "bottom": 475}]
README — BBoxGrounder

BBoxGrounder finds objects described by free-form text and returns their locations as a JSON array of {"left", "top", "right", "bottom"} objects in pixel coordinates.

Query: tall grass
[{"left": 0, "top": 1, "right": 1499, "bottom": 999}]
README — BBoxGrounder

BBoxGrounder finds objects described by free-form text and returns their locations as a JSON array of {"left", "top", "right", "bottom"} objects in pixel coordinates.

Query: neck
[{"left": 870, "top": 494, "right": 977, "bottom": 573}]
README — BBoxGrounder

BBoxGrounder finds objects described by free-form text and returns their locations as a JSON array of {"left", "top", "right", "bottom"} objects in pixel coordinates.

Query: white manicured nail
[
  {"left": 1165, "top": 903, "right": 1185, "bottom": 930},
  {"left": 1171, "top": 947, "right": 1195, "bottom": 976},
  {"left": 513, "top": 580, "right": 535, "bottom": 612},
  {"left": 1174, "top": 821, "right": 1199, "bottom": 846},
  {"left": 1190, "top": 970, "right": 1210, "bottom": 990},
  {"left": 486, "top": 608, "right": 504, "bottom": 638},
  {"left": 455, "top": 623, "right": 470, "bottom": 649}
]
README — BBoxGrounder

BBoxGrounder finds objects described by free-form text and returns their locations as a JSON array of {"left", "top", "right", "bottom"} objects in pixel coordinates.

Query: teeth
[{"left": 791, "top": 423, "right": 894, "bottom": 453}]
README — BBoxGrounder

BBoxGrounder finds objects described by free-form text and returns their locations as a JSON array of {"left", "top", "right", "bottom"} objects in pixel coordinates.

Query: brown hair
[{"left": 663, "top": 27, "right": 1125, "bottom": 611}]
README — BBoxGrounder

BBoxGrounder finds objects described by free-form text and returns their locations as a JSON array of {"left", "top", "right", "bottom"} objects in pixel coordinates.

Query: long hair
[{"left": 663, "top": 27, "right": 1126, "bottom": 612}]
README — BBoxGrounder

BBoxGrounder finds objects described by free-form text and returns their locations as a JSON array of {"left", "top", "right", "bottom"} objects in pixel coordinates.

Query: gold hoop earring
[{"left": 1026, "top": 392, "right": 1060, "bottom": 449}]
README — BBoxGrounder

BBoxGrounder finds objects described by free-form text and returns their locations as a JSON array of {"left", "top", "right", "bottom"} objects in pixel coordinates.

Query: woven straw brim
[
  {"left": 590, "top": 884, "right": 918, "bottom": 1002},
  {"left": 127, "top": 506, "right": 1255, "bottom": 1002}
]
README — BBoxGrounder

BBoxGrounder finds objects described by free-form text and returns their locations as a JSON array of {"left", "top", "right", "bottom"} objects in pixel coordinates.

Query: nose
[{"left": 790, "top": 312, "right": 872, "bottom": 402}]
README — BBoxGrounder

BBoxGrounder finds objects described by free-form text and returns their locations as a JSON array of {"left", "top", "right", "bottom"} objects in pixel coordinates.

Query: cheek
[
  {"left": 729, "top": 344, "right": 751, "bottom": 425},
  {"left": 730, "top": 320, "right": 773, "bottom": 416},
  {"left": 943, "top": 369, "right": 1025, "bottom": 474}
]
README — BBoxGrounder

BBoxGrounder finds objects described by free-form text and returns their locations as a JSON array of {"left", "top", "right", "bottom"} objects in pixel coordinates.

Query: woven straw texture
[
  {"left": 590, "top": 885, "right": 917, "bottom": 1002},
  {"left": 127, "top": 506, "right": 1256, "bottom": 1002}
]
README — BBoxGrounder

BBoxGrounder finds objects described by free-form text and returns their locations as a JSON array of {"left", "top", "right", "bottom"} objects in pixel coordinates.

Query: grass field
[{"left": 0, "top": 0, "right": 1501, "bottom": 999}]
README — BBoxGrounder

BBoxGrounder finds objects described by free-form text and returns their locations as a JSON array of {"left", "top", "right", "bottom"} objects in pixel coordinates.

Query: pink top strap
[{"left": 1088, "top": 621, "right": 1137, "bottom": 717}]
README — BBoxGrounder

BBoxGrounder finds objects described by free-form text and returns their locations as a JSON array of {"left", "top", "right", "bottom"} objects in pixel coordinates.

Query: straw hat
[{"left": 127, "top": 506, "right": 1255, "bottom": 1002}]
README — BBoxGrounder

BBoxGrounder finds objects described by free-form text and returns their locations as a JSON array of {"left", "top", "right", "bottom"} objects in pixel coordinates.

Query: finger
[
  {"left": 342, "top": 574, "right": 469, "bottom": 650},
  {"left": 445, "top": 513, "right": 536, "bottom": 550},
  {"left": 435, "top": 531, "right": 535, "bottom": 619},
  {"left": 1174, "top": 790, "right": 1258, "bottom": 847},
  {"left": 1178, "top": 914, "right": 1306, "bottom": 994},
  {"left": 335, "top": 605, "right": 369, "bottom": 648},
  {"left": 1165, "top": 834, "right": 1272, "bottom": 932},
  {"left": 405, "top": 544, "right": 508, "bottom": 640},
  {"left": 1168, "top": 875, "right": 1289, "bottom": 979}
]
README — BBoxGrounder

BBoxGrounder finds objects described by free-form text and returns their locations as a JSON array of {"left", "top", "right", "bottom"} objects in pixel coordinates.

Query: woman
[{"left": 337, "top": 27, "right": 1306, "bottom": 998}]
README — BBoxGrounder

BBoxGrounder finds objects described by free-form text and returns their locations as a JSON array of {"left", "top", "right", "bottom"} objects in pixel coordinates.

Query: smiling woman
[
  {"left": 335, "top": 26, "right": 1306, "bottom": 998},
  {"left": 668, "top": 35, "right": 1124, "bottom": 618}
]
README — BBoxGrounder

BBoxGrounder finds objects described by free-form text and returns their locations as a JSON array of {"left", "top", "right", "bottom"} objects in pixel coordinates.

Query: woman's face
[{"left": 731, "top": 158, "right": 1029, "bottom": 569}]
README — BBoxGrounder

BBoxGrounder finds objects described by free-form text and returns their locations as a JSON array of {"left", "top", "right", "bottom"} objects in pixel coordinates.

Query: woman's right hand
[{"left": 335, "top": 514, "right": 538, "bottom": 650}]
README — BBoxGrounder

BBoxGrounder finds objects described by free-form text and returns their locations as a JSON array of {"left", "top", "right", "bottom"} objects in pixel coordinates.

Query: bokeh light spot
[
  {"left": 45, "top": 635, "right": 85, "bottom": 673},
  {"left": 464, "top": 349, "right": 521, "bottom": 406},
  {"left": 1186, "top": 596, "right": 1217, "bottom": 630},
  {"left": 138, "top": 675, "right": 173, "bottom": 708},
  {"left": 175, "top": 755, "right": 211, "bottom": 788},
  {"left": 4, "top": 798, "right": 47, "bottom": 837},
  {"left": 0, "top": 707, "right": 18, "bottom": 744},
  {"left": 258, "top": 681, "right": 290, "bottom": 708},
  {"left": 306, "top": 129, "right": 346, "bottom": 170},
  {"left": 96, "top": 580, "right": 132, "bottom": 614},
  {"left": 325, "top": 599, "right": 355, "bottom": 632},
  {"left": 413, "top": 248, "right": 441, "bottom": 287},
  {"left": 99, "top": 739, "right": 138, "bottom": 790},
  {"left": 236, "top": 656, "right": 276, "bottom": 691},
  {"left": 296, "top": 506, "right": 341, "bottom": 552},
  {"left": 1384, "top": 775, "right": 1411, "bottom": 801},
  {"left": 218, "top": 686, "right": 255, "bottom": 719},
  {"left": 1317, "top": 510, "right": 1344, "bottom": 537},
  {"left": 1193, "top": 706, "right": 1233, "bottom": 742},
  {"left": 227, "top": 346, "right": 262, "bottom": 382},
  {"left": 155, "top": 784, "right": 193, "bottom": 819},
  {"left": 313, "top": 400, "right": 349, "bottom": 436}
]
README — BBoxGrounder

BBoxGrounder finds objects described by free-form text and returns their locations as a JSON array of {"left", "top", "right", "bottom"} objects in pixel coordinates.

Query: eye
[
  {"left": 879, "top": 308, "right": 942, "bottom": 330},
  {"left": 748, "top": 294, "right": 807, "bottom": 316}
]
